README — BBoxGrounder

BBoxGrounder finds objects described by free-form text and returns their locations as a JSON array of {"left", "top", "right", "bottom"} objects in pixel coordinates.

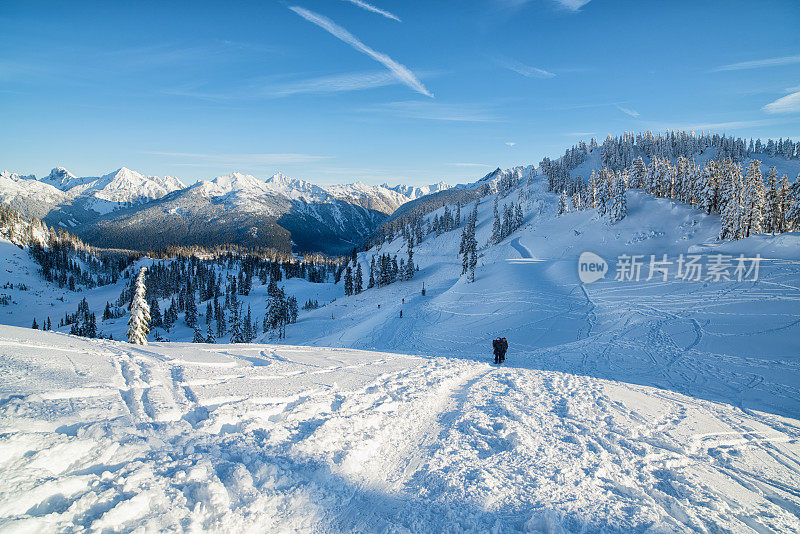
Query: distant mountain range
[
  {"left": 385, "top": 166, "right": 535, "bottom": 225},
  {"left": 0, "top": 167, "right": 451, "bottom": 254}
]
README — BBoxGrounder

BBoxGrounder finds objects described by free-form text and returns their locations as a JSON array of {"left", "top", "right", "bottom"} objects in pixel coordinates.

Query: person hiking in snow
[
  {"left": 492, "top": 338, "right": 501, "bottom": 365},
  {"left": 499, "top": 338, "right": 508, "bottom": 363}
]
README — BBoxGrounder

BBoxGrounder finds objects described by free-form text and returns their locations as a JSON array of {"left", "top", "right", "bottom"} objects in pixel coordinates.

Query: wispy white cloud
[
  {"left": 564, "top": 131, "right": 595, "bottom": 137},
  {"left": 496, "top": 56, "right": 555, "bottom": 79},
  {"left": 711, "top": 54, "right": 800, "bottom": 72},
  {"left": 552, "top": 0, "right": 591, "bottom": 11},
  {"left": 289, "top": 6, "right": 432, "bottom": 97},
  {"left": 342, "top": 0, "right": 401, "bottom": 22},
  {"left": 763, "top": 91, "right": 800, "bottom": 114},
  {"left": 162, "top": 70, "right": 419, "bottom": 100},
  {"left": 496, "top": 0, "right": 590, "bottom": 12},
  {"left": 270, "top": 71, "right": 402, "bottom": 96},
  {"left": 505, "top": 141, "right": 517, "bottom": 147},
  {"left": 785, "top": 84, "right": 800, "bottom": 92},
  {"left": 615, "top": 104, "right": 640, "bottom": 118},
  {"left": 360, "top": 101, "right": 499, "bottom": 122}
]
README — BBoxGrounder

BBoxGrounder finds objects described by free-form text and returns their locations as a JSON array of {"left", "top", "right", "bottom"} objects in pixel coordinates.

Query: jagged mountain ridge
[
  {"left": 385, "top": 166, "right": 534, "bottom": 226},
  {"left": 0, "top": 165, "right": 453, "bottom": 254},
  {"left": 41, "top": 166, "right": 185, "bottom": 206},
  {"left": 79, "top": 171, "right": 424, "bottom": 254},
  {"left": 0, "top": 171, "right": 69, "bottom": 220}
]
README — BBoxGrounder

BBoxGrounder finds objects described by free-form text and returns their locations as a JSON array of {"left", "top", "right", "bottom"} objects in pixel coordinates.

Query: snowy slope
[
  {"left": 385, "top": 181, "right": 451, "bottom": 200},
  {"left": 566, "top": 145, "right": 800, "bottom": 184},
  {"left": 40, "top": 166, "right": 184, "bottom": 209},
  {"left": 1, "top": 326, "right": 799, "bottom": 532},
  {"left": 39, "top": 166, "right": 82, "bottom": 189},
  {"left": 0, "top": 167, "right": 185, "bottom": 230},
  {"left": 326, "top": 181, "right": 419, "bottom": 214},
  {"left": 0, "top": 172, "right": 68, "bottom": 219},
  {"left": 263, "top": 172, "right": 331, "bottom": 203},
  {"left": 74, "top": 167, "right": 185, "bottom": 206},
  {"left": 0, "top": 237, "right": 342, "bottom": 343},
  {"left": 2, "top": 153, "right": 800, "bottom": 531},
  {"left": 285, "top": 173, "right": 800, "bottom": 417},
  {"left": 326, "top": 181, "right": 453, "bottom": 215}
]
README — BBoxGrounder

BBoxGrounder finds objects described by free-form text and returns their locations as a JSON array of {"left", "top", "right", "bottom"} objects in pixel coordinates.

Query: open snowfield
[
  {"left": 1, "top": 325, "right": 800, "bottom": 533},
  {"left": 1, "top": 170, "right": 800, "bottom": 532}
]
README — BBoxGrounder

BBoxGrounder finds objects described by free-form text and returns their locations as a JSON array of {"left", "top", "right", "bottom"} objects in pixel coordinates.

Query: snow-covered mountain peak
[
  {"left": 42, "top": 167, "right": 81, "bottom": 189},
  {"left": 198, "top": 172, "right": 267, "bottom": 196},
  {"left": 477, "top": 167, "right": 503, "bottom": 182},
  {"left": 264, "top": 172, "right": 330, "bottom": 202},
  {"left": 384, "top": 181, "right": 452, "bottom": 200},
  {"left": 83, "top": 167, "right": 184, "bottom": 204},
  {"left": 36, "top": 165, "right": 184, "bottom": 207},
  {"left": 1, "top": 170, "right": 36, "bottom": 183}
]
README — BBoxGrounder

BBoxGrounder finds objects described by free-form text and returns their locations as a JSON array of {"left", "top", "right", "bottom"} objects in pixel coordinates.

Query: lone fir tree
[{"left": 127, "top": 267, "right": 151, "bottom": 345}]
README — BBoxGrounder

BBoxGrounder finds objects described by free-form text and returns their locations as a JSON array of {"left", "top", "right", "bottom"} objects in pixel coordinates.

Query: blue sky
[{"left": 1, "top": 0, "right": 798, "bottom": 186}]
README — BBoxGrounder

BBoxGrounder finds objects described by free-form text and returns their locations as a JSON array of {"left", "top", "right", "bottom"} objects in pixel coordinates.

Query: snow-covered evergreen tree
[
  {"left": 719, "top": 165, "right": 744, "bottom": 240},
  {"left": 127, "top": 267, "right": 151, "bottom": 345},
  {"left": 216, "top": 305, "right": 226, "bottom": 338},
  {"left": 698, "top": 160, "right": 719, "bottom": 214},
  {"left": 459, "top": 201, "right": 478, "bottom": 282},
  {"left": 229, "top": 304, "right": 243, "bottom": 343},
  {"left": 778, "top": 173, "right": 791, "bottom": 233},
  {"left": 206, "top": 323, "right": 216, "bottom": 343},
  {"left": 596, "top": 169, "right": 613, "bottom": 216},
  {"left": 265, "top": 287, "right": 290, "bottom": 339},
  {"left": 786, "top": 177, "right": 800, "bottom": 232},
  {"left": 192, "top": 325, "right": 205, "bottom": 343},
  {"left": 741, "top": 160, "right": 765, "bottom": 238},
  {"left": 344, "top": 266, "right": 353, "bottom": 296},
  {"left": 571, "top": 192, "right": 583, "bottom": 211},
  {"left": 405, "top": 234, "right": 415, "bottom": 280},
  {"left": 492, "top": 197, "right": 502, "bottom": 243},
  {"left": 355, "top": 263, "right": 363, "bottom": 294},
  {"left": 609, "top": 172, "right": 628, "bottom": 223},
  {"left": 629, "top": 156, "right": 646, "bottom": 189},
  {"left": 468, "top": 243, "right": 477, "bottom": 283},
  {"left": 244, "top": 305, "right": 254, "bottom": 342},
  {"left": 588, "top": 171, "right": 598, "bottom": 208},
  {"left": 764, "top": 167, "right": 780, "bottom": 234},
  {"left": 558, "top": 191, "right": 569, "bottom": 216},
  {"left": 185, "top": 292, "right": 197, "bottom": 328}
]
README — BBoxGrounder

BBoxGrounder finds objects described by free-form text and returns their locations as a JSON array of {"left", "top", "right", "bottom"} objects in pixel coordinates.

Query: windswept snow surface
[
  {"left": 1, "top": 326, "right": 800, "bottom": 532},
  {"left": 2, "top": 172, "right": 800, "bottom": 531}
]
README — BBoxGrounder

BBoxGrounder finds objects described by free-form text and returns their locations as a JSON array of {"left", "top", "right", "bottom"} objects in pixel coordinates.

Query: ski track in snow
[
  {"left": 1, "top": 326, "right": 800, "bottom": 532},
  {"left": 2, "top": 173, "right": 800, "bottom": 531}
]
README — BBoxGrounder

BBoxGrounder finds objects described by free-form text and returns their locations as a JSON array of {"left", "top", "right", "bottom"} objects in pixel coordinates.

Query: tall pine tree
[{"left": 127, "top": 267, "right": 151, "bottom": 345}]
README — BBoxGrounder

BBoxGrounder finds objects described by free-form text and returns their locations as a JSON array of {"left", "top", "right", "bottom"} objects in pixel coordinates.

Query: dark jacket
[{"left": 492, "top": 338, "right": 500, "bottom": 355}]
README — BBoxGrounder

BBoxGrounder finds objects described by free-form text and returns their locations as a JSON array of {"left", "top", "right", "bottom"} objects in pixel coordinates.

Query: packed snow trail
[{"left": 2, "top": 326, "right": 800, "bottom": 532}]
